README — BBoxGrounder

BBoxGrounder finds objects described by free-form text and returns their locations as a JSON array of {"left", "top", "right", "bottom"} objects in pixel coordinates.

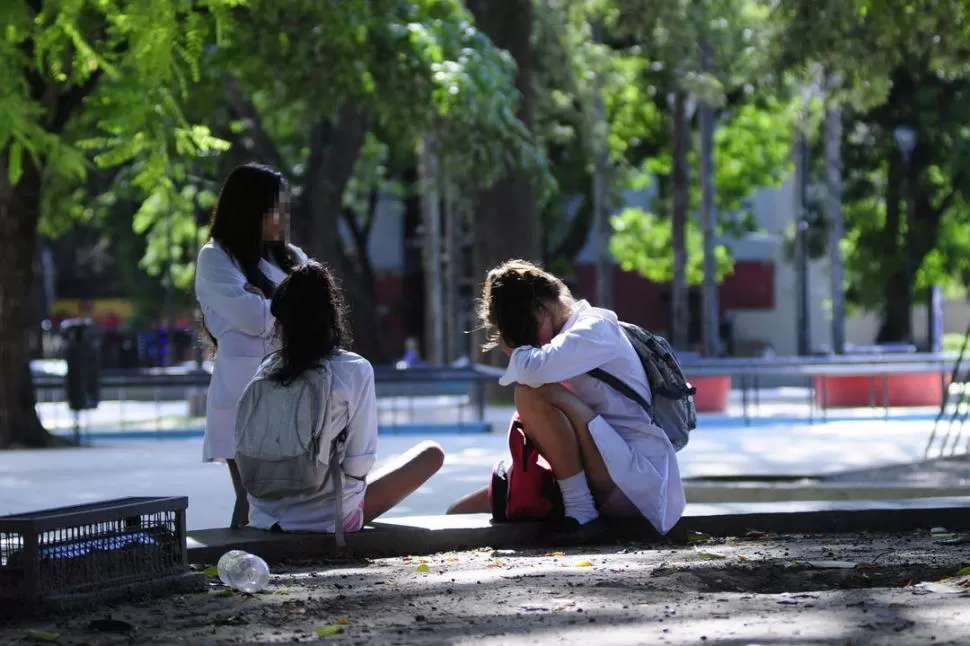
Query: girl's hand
[{"left": 243, "top": 283, "right": 262, "bottom": 295}]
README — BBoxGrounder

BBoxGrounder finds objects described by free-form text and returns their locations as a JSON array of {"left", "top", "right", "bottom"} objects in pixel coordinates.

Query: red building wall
[
  {"left": 370, "top": 260, "right": 775, "bottom": 359},
  {"left": 572, "top": 260, "right": 775, "bottom": 332}
]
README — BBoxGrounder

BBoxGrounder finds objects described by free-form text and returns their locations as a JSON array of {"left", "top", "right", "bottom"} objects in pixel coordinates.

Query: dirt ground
[{"left": 4, "top": 529, "right": 970, "bottom": 645}]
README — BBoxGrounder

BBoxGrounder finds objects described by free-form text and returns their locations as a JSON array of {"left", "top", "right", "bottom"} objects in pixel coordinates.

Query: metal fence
[
  {"left": 33, "top": 365, "right": 495, "bottom": 441},
  {"left": 31, "top": 353, "right": 967, "bottom": 441}
]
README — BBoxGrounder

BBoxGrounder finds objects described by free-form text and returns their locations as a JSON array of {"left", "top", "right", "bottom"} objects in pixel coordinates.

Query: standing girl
[{"left": 195, "top": 163, "right": 307, "bottom": 528}]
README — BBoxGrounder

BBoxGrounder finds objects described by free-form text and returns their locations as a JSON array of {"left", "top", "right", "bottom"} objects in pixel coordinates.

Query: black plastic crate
[{"left": 0, "top": 497, "right": 194, "bottom": 611}]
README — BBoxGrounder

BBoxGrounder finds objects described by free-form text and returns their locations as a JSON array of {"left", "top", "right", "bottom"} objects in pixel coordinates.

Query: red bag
[{"left": 489, "top": 413, "right": 563, "bottom": 522}]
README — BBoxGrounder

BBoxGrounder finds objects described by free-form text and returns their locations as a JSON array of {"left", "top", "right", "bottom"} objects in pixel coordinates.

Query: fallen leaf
[
  {"left": 488, "top": 560, "right": 504, "bottom": 568},
  {"left": 545, "top": 551, "right": 566, "bottom": 558},
  {"left": 25, "top": 630, "right": 60, "bottom": 643},
  {"left": 416, "top": 563, "right": 430, "bottom": 573},
  {"left": 274, "top": 587, "right": 292, "bottom": 595},
  {"left": 575, "top": 560, "right": 594, "bottom": 567},
  {"left": 696, "top": 551, "right": 726, "bottom": 561},
  {"left": 446, "top": 557, "right": 461, "bottom": 564},
  {"left": 210, "top": 588, "right": 235, "bottom": 597},
  {"left": 957, "top": 566, "right": 970, "bottom": 577},
  {"left": 687, "top": 531, "right": 711, "bottom": 542},
  {"left": 737, "top": 555, "right": 748, "bottom": 562},
  {"left": 203, "top": 566, "right": 219, "bottom": 577},
  {"left": 317, "top": 625, "right": 344, "bottom": 638},
  {"left": 336, "top": 617, "right": 352, "bottom": 625}
]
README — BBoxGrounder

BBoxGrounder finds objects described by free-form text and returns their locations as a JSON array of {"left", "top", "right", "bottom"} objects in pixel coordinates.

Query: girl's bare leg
[
  {"left": 363, "top": 441, "right": 445, "bottom": 523},
  {"left": 447, "top": 486, "right": 490, "bottom": 514},
  {"left": 514, "top": 383, "right": 617, "bottom": 505}
]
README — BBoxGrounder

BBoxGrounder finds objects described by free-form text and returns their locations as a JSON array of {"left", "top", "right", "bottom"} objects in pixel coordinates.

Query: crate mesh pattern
[{"left": 1, "top": 497, "right": 188, "bottom": 606}]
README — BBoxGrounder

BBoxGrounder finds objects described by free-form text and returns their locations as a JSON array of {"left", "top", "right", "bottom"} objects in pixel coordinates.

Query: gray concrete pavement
[{"left": 0, "top": 409, "right": 948, "bottom": 529}]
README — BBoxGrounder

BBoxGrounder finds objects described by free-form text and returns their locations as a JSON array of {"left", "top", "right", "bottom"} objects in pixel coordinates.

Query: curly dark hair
[
  {"left": 477, "top": 259, "right": 571, "bottom": 351},
  {"left": 268, "top": 260, "right": 353, "bottom": 385}
]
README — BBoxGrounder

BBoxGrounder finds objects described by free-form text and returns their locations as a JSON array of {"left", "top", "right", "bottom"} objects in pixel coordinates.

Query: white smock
[
  {"left": 247, "top": 351, "right": 378, "bottom": 532},
  {"left": 194, "top": 239, "right": 307, "bottom": 462},
  {"left": 498, "top": 300, "right": 686, "bottom": 534}
]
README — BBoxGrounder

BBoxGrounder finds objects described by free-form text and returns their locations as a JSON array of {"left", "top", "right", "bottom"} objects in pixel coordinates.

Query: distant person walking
[{"left": 195, "top": 163, "right": 307, "bottom": 528}]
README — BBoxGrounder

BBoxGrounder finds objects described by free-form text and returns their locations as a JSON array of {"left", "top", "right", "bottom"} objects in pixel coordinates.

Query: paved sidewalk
[
  {"left": 0, "top": 411, "right": 953, "bottom": 529},
  {"left": 4, "top": 532, "right": 969, "bottom": 645}
]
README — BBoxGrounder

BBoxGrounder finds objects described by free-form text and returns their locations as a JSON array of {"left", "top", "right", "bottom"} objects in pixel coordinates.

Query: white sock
[{"left": 557, "top": 472, "right": 599, "bottom": 524}]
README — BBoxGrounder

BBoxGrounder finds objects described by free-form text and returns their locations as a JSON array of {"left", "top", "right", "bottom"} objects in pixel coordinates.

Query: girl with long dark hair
[
  {"left": 195, "top": 163, "right": 306, "bottom": 527},
  {"left": 238, "top": 260, "right": 445, "bottom": 533}
]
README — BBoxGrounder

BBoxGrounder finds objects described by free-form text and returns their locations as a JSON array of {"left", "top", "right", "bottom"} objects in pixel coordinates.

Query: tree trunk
[
  {"left": 699, "top": 41, "right": 718, "bottom": 357},
  {"left": 670, "top": 91, "right": 690, "bottom": 351},
  {"left": 467, "top": 0, "right": 540, "bottom": 371},
  {"left": 300, "top": 107, "right": 390, "bottom": 363},
  {"left": 0, "top": 159, "right": 69, "bottom": 448},
  {"left": 825, "top": 104, "right": 845, "bottom": 354}
]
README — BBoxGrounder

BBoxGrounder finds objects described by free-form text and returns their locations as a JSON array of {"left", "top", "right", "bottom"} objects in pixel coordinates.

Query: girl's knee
[
  {"left": 413, "top": 440, "right": 445, "bottom": 472},
  {"left": 514, "top": 383, "right": 562, "bottom": 409}
]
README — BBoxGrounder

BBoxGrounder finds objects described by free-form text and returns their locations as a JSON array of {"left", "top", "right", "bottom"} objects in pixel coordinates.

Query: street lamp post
[{"left": 893, "top": 125, "right": 917, "bottom": 347}]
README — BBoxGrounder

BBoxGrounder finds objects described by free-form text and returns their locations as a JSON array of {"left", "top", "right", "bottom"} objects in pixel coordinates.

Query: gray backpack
[
  {"left": 587, "top": 322, "right": 697, "bottom": 451},
  {"left": 234, "top": 356, "right": 348, "bottom": 545}
]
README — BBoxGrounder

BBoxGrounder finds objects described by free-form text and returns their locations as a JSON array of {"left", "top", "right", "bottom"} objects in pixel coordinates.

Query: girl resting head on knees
[
  {"left": 447, "top": 259, "right": 686, "bottom": 541},
  {"left": 195, "top": 163, "right": 307, "bottom": 529},
  {"left": 234, "top": 260, "right": 445, "bottom": 535}
]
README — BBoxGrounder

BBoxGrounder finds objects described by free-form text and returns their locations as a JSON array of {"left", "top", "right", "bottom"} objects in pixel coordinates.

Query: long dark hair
[
  {"left": 208, "top": 163, "right": 298, "bottom": 297},
  {"left": 477, "top": 259, "right": 570, "bottom": 350},
  {"left": 268, "top": 260, "right": 352, "bottom": 385},
  {"left": 201, "top": 163, "right": 299, "bottom": 350}
]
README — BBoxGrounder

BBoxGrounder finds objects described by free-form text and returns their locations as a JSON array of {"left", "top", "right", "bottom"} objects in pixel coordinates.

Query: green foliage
[{"left": 610, "top": 206, "right": 734, "bottom": 284}]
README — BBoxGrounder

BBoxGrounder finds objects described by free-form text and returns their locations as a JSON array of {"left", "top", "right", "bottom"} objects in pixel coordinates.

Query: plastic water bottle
[
  {"left": 216, "top": 550, "right": 271, "bottom": 593},
  {"left": 216, "top": 550, "right": 247, "bottom": 586}
]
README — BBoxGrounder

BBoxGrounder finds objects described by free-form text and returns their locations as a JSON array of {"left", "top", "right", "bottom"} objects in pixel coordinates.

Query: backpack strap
[
  {"left": 587, "top": 367, "right": 652, "bottom": 415},
  {"left": 320, "top": 429, "right": 348, "bottom": 547}
]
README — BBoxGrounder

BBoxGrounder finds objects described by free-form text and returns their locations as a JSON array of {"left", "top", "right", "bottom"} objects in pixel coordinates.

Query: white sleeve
[
  {"left": 341, "top": 361, "right": 378, "bottom": 479},
  {"left": 195, "top": 244, "right": 274, "bottom": 337},
  {"left": 498, "top": 316, "right": 622, "bottom": 387},
  {"left": 290, "top": 244, "right": 309, "bottom": 264}
]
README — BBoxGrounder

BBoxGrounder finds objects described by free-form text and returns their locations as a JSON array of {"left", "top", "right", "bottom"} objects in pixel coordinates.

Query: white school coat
[
  {"left": 194, "top": 239, "right": 308, "bottom": 462},
  {"left": 248, "top": 351, "right": 379, "bottom": 532},
  {"left": 498, "top": 300, "right": 686, "bottom": 534}
]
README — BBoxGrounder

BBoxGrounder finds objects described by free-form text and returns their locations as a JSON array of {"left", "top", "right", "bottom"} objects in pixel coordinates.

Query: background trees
[{"left": 4, "top": 0, "right": 970, "bottom": 446}]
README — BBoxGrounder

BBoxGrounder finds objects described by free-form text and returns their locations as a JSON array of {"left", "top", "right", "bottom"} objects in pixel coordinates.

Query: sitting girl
[
  {"left": 448, "top": 260, "right": 686, "bottom": 540},
  {"left": 235, "top": 260, "right": 444, "bottom": 535}
]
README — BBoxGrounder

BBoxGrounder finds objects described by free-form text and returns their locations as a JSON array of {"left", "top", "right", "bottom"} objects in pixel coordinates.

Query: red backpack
[{"left": 489, "top": 413, "right": 564, "bottom": 522}]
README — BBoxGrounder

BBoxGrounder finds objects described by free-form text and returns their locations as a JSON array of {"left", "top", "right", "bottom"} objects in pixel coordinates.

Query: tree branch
[
  {"left": 224, "top": 75, "right": 288, "bottom": 173},
  {"left": 362, "top": 187, "right": 378, "bottom": 241},
  {"left": 49, "top": 71, "right": 104, "bottom": 134}
]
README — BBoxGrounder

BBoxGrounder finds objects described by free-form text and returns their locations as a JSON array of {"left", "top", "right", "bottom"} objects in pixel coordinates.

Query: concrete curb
[
  {"left": 684, "top": 484, "right": 970, "bottom": 503},
  {"left": 186, "top": 496, "right": 970, "bottom": 565}
]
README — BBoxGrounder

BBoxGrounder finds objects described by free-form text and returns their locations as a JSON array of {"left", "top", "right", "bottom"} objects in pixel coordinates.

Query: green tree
[
  {"left": 131, "top": 0, "right": 550, "bottom": 361},
  {"left": 0, "top": 0, "right": 549, "bottom": 447},
  {"left": 0, "top": 0, "right": 234, "bottom": 448},
  {"left": 599, "top": 0, "right": 792, "bottom": 346},
  {"left": 776, "top": 0, "right": 970, "bottom": 342}
]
